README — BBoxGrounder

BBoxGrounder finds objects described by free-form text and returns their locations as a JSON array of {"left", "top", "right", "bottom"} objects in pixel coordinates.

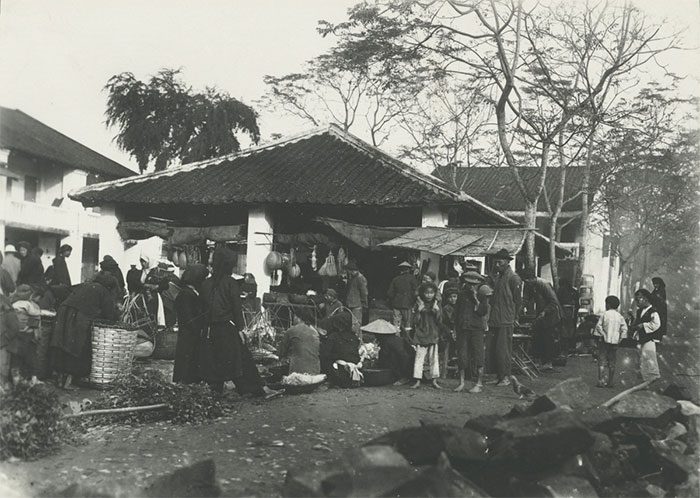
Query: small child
[
  {"left": 410, "top": 282, "right": 442, "bottom": 389},
  {"left": 10, "top": 285, "right": 42, "bottom": 385},
  {"left": 593, "top": 295, "right": 627, "bottom": 387},
  {"left": 439, "top": 284, "right": 459, "bottom": 379}
]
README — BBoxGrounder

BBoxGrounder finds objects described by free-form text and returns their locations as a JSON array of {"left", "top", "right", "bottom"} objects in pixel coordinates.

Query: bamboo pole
[
  {"left": 65, "top": 403, "right": 168, "bottom": 418},
  {"left": 601, "top": 379, "right": 656, "bottom": 408}
]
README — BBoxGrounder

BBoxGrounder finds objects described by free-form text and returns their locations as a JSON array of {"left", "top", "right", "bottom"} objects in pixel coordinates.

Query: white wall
[
  {"left": 582, "top": 225, "right": 622, "bottom": 314},
  {"left": 421, "top": 205, "right": 447, "bottom": 274},
  {"left": 246, "top": 207, "right": 273, "bottom": 296}
]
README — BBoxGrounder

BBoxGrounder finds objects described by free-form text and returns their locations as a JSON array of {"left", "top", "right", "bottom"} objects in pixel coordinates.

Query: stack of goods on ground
[{"left": 283, "top": 377, "right": 700, "bottom": 497}]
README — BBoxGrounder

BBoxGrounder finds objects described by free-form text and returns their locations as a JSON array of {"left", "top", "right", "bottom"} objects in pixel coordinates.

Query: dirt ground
[{"left": 1, "top": 340, "right": 697, "bottom": 498}]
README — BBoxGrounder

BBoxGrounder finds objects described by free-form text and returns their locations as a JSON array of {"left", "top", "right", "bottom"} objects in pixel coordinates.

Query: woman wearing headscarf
[
  {"left": 49, "top": 271, "right": 120, "bottom": 389},
  {"left": 650, "top": 277, "right": 667, "bottom": 336},
  {"left": 17, "top": 244, "right": 45, "bottom": 287},
  {"left": 50, "top": 244, "right": 73, "bottom": 287},
  {"left": 200, "top": 247, "right": 279, "bottom": 397},
  {"left": 173, "top": 264, "right": 209, "bottom": 384},
  {"left": 100, "top": 255, "right": 126, "bottom": 299}
]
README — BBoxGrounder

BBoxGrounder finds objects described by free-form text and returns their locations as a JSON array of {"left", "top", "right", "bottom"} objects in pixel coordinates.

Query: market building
[
  {"left": 71, "top": 125, "right": 566, "bottom": 314},
  {"left": 0, "top": 106, "right": 136, "bottom": 283},
  {"left": 433, "top": 165, "right": 619, "bottom": 312}
]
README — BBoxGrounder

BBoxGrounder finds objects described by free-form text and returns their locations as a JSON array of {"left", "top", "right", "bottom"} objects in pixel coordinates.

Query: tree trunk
[
  {"left": 576, "top": 139, "right": 594, "bottom": 286},
  {"left": 524, "top": 201, "right": 537, "bottom": 271},
  {"left": 549, "top": 215, "right": 559, "bottom": 287}
]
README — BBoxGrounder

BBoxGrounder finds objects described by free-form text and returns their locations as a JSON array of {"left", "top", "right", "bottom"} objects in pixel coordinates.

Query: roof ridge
[
  {"left": 0, "top": 107, "right": 133, "bottom": 176},
  {"left": 326, "top": 124, "right": 459, "bottom": 200},
  {"left": 72, "top": 124, "right": 334, "bottom": 196}
]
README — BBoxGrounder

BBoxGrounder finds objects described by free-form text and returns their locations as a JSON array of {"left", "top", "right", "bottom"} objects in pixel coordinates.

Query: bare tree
[{"left": 323, "top": 0, "right": 683, "bottom": 273}]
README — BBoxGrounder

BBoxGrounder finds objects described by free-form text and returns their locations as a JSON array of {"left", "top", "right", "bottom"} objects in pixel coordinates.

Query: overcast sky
[{"left": 1, "top": 0, "right": 698, "bottom": 172}]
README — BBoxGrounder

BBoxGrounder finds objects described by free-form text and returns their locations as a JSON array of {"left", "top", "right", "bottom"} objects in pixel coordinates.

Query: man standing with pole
[{"left": 488, "top": 249, "right": 522, "bottom": 387}]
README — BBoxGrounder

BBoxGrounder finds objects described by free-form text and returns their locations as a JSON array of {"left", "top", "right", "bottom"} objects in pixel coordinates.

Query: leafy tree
[{"left": 105, "top": 69, "right": 260, "bottom": 172}]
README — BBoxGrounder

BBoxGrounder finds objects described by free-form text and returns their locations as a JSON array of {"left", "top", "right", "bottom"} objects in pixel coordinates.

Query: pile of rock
[{"left": 283, "top": 378, "right": 700, "bottom": 497}]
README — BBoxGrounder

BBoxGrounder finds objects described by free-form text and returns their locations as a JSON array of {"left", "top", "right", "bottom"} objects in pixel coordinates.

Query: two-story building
[{"left": 0, "top": 106, "right": 136, "bottom": 283}]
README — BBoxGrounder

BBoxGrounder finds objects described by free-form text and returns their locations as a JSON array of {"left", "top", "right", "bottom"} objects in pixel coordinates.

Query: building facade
[{"left": 0, "top": 107, "right": 134, "bottom": 283}]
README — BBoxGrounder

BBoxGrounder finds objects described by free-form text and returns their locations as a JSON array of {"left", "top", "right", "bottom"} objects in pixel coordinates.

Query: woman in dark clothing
[
  {"left": 50, "top": 271, "right": 120, "bottom": 389},
  {"left": 318, "top": 310, "right": 360, "bottom": 374},
  {"left": 100, "top": 255, "right": 126, "bottom": 299},
  {"left": 51, "top": 244, "right": 73, "bottom": 287},
  {"left": 373, "top": 330, "right": 413, "bottom": 385},
  {"left": 200, "top": 248, "right": 279, "bottom": 397},
  {"left": 651, "top": 277, "right": 667, "bottom": 336},
  {"left": 18, "top": 244, "right": 45, "bottom": 287},
  {"left": 173, "top": 264, "right": 209, "bottom": 384}
]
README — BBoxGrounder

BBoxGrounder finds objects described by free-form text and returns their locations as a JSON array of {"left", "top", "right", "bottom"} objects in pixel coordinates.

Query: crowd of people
[{"left": 0, "top": 240, "right": 670, "bottom": 395}]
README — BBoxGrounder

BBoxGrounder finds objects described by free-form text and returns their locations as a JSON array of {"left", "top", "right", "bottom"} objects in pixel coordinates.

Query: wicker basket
[{"left": 90, "top": 323, "right": 137, "bottom": 387}]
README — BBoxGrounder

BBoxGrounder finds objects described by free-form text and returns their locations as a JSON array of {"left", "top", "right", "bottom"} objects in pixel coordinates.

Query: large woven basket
[{"left": 90, "top": 323, "right": 137, "bottom": 387}]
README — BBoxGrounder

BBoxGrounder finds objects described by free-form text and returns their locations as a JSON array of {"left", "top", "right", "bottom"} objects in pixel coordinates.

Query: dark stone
[
  {"left": 577, "top": 406, "right": 624, "bottom": 433},
  {"left": 143, "top": 459, "right": 220, "bottom": 498},
  {"left": 52, "top": 484, "right": 114, "bottom": 498},
  {"left": 525, "top": 395, "right": 558, "bottom": 416},
  {"left": 321, "top": 467, "right": 419, "bottom": 497},
  {"left": 283, "top": 445, "right": 409, "bottom": 497},
  {"left": 488, "top": 409, "right": 595, "bottom": 471},
  {"left": 366, "top": 425, "right": 488, "bottom": 466},
  {"left": 543, "top": 377, "right": 593, "bottom": 410},
  {"left": 662, "top": 383, "right": 693, "bottom": 402},
  {"left": 611, "top": 391, "right": 679, "bottom": 427},
  {"left": 673, "top": 473, "right": 700, "bottom": 498},
  {"left": 386, "top": 453, "right": 488, "bottom": 497},
  {"left": 584, "top": 432, "right": 624, "bottom": 485},
  {"left": 535, "top": 475, "right": 598, "bottom": 498},
  {"left": 464, "top": 414, "right": 507, "bottom": 437},
  {"left": 650, "top": 439, "right": 697, "bottom": 484}
]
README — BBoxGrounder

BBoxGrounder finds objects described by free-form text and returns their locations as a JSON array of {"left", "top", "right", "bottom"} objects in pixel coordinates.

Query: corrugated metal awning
[{"left": 379, "top": 227, "right": 528, "bottom": 257}]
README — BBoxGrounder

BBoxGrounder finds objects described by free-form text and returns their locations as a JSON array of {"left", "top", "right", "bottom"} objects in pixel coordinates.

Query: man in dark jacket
[
  {"left": 344, "top": 262, "right": 368, "bottom": 337},
  {"left": 454, "top": 271, "right": 490, "bottom": 393},
  {"left": 487, "top": 249, "right": 522, "bottom": 387},
  {"left": 523, "top": 271, "right": 562, "bottom": 371},
  {"left": 387, "top": 261, "right": 417, "bottom": 338}
]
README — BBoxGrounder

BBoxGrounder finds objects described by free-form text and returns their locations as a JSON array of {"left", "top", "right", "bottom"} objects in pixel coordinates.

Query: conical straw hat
[{"left": 360, "top": 319, "right": 398, "bottom": 335}]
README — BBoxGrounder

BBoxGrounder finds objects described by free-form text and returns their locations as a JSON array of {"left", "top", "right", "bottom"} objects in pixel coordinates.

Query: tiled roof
[
  {"left": 432, "top": 166, "right": 588, "bottom": 212},
  {"left": 0, "top": 107, "right": 135, "bottom": 179},
  {"left": 72, "top": 125, "right": 468, "bottom": 207}
]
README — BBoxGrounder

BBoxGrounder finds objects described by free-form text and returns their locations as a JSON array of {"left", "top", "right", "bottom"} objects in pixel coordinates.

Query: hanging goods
[
  {"left": 337, "top": 247, "right": 348, "bottom": 273},
  {"left": 318, "top": 252, "right": 337, "bottom": 277},
  {"left": 311, "top": 245, "right": 318, "bottom": 271},
  {"left": 289, "top": 264, "right": 301, "bottom": 279},
  {"left": 265, "top": 251, "right": 284, "bottom": 272}
]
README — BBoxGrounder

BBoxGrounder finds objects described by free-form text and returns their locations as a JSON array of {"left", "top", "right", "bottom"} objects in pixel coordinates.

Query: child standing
[
  {"left": 440, "top": 284, "right": 459, "bottom": 379},
  {"left": 593, "top": 295, "right": 627, "bottom": 387},
  {"left": 9, "top": 285, "right": 42, "bottom": 385},
  {"left": 410, "top": 282, "right": 442, "bottom": 389}
]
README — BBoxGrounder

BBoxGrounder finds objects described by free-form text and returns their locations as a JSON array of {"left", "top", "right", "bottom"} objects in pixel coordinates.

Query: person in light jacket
[{"left": 593, "top": 295, "right": 627, "bottom": 387}]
